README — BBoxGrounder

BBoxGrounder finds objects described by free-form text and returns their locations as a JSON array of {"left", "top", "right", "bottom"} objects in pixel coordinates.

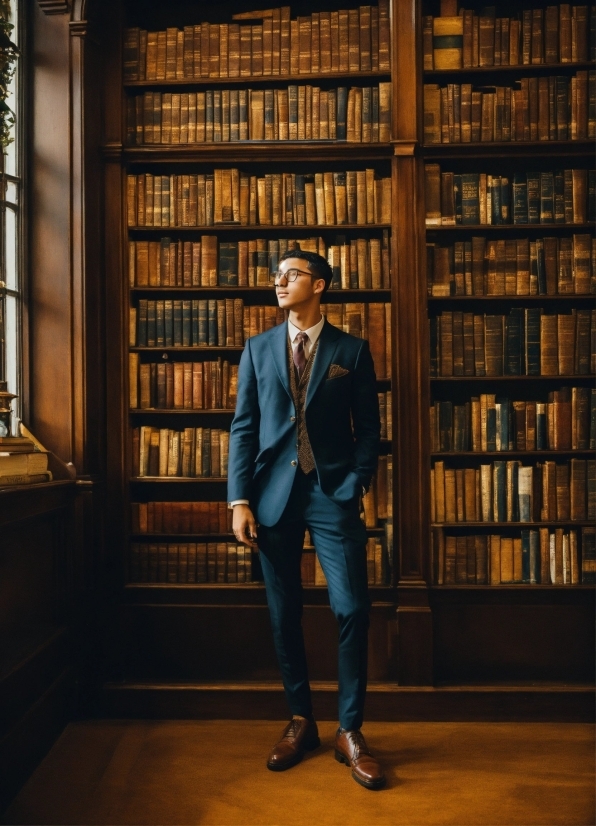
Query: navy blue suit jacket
[{"left": 227, "top": 319, "right": 381, "bottom": 527}]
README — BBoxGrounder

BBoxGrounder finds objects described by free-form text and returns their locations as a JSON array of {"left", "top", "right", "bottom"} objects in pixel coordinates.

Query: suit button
[
  {"left": 290, "top": 416, "right": 296, "bottom": 422},
  {"left": 290, "top": 460, "right": 297, "bottom": 466}
]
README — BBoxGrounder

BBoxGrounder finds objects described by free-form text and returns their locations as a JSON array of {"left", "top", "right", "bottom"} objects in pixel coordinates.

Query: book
[
  {"left": 433, "top": 16, "right": 463, "bottom": 70},
  {"left": 432, "top": 310, "right": 596, "bottom": 378}
]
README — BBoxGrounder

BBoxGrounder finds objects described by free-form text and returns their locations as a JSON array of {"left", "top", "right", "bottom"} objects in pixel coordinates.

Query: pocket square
[{"left": 327, "top": 363, "right": 350, "bottom": 380}]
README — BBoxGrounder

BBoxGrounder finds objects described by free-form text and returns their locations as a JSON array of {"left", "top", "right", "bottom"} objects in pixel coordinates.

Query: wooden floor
[{"left": 3, "top": 720, "right": 594, "bottom": 825}]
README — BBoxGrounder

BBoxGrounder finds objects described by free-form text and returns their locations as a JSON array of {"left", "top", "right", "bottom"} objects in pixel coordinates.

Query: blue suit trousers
[{"left": 257, "top": 467, "right": 370, "bottom": 731}]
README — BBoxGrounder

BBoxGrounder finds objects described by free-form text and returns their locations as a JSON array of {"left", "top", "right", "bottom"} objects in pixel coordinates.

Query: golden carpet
[{"left": 3, "top": 720, "right": 594, "bottom": 826}]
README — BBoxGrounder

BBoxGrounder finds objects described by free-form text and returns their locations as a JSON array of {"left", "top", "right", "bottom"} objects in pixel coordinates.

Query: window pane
[
  {"left": 5, "top": 180, "right": 17, "bottom": 205},
  {"left": 4, "top": 206, "right": 17, "bottom": 290},
  {"left": 4, "top": 294, "right": 19, "bottom": 425},
  {"left": 4, "top": 0, "right": 18, "bottom": 178}
]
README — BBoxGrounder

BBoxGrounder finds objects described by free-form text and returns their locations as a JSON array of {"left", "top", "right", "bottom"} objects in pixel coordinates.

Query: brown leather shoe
[
  {"left": 266, "top": 717, "right": 320, "bottom": 771},
  {"left": 335, "top": 728, "right": 386, "bottom": 789}
]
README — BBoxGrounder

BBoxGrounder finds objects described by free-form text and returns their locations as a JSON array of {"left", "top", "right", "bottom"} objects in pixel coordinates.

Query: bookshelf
[
  {"left": 421, "top": 1, "right": 595, "bottom": 598},
  {"left": 100, "top": 0, "right": 405, "bottom": 692},
  {"left": 97, "top": 0, "right": 594, "bottom": 705}
]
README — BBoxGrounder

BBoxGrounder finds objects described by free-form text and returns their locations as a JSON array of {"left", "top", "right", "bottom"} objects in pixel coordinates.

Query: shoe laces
[
  {"left": 283, "top": 718, "right": 304, "bottom": 740},
  {"left": 344, "top": 729, "right": 369, "bottom": 758}
]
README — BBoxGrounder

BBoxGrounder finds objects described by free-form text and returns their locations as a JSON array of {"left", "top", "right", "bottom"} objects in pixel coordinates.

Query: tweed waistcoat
[{"left": 287, "top": 334, "right": 320, "bottom": 475}]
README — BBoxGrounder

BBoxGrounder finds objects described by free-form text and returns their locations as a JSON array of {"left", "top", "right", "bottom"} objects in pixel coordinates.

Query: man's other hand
[{"left": 232, "top": 504, "right": 259, "bottom": 547}]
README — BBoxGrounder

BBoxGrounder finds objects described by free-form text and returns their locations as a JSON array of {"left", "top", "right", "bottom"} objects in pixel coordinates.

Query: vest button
[
  {"left": 290, "top": 416, "right": 296, "bottom": 422},
  {"left": 290, "top": 460, "right": 297, "bottom": 466}
]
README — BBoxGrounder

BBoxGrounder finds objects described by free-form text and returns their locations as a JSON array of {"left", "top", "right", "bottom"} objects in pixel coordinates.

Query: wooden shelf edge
[
  {"left": 124, "top": 70, "right": 393, "bottom": 88},
  {"left": 431, "top": 522, "right": 595, "bottom": 528},
  {"left": 430, "top": 375, "right": 595, "bottom": 381},
  {"left": 426, "top": 223, "right": 595, "bottom": 232},
  {"left": 430, "top": 451, "right": 595, "bottom": 457},
  {"left": 428, "top": 584, "right": 595, "bottom": 590},
  {"left": 427, "top": 294, "right": 596, "bottom": 301},
  {"left": 129, "top": 408, "right": 235, "bottom": 414},
  {"left": 102, "top": 680, "right": 594, "bottom": 692},
  {"left": 424, "top": 61, "right": 595, "bottom": 76},
  {"left": 130, "top": 477, "right": 228, "bottom": 483},
  {"left": 128, "top": 223, "right": 393, "bottom": 231},
  {"left": 130, "top": 287, "right": 393, "bottom": 294}
]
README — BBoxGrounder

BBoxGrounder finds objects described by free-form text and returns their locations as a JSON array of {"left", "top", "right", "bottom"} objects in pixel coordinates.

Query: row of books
[
  {"left": 378, "top": 392, "right": 391, "bottom": 440},
  {"left": 430, "top": 309, "right": 595, "bottom": 377},
  {"left": 424, "top": 6, "right": 594, "bottom": 70},
  {"left": 426, "top": 234, "right": 595, "bottom": 296},
  {"left": 129, "top": 542, "right": 254, "bottom": 583},
  {"left": 361, "top": 456, "right": 393, "bottom": 528},
  {"left": 429, "top": 388, "right": 596, "bottom": 453},
  {"left": 123, "top": 3, "right": 391, "bottom": 82},
  {"left": 431, "top": 458, "right": 596, "bottom": 523},
  {"left": 126, "top": 84, "right": 391, "bottom": 144},
  {"left": 128, "top": 538, "right": 391, "bottom": 586},
  {"left": 431, "top": 527, "right": 595, "bottom": 586},
  {"left": 365, "top": 537, "right": 390, "bottom": 585},
  {"left": 423, "top": 72, "right": 595, "bottom": 144},
  {"left": 129, "top": 458, "right": 394, "bottom": 534},
  {"left": 424, "top": 165, "right": 595, "bottom": 226},
  {"left": 131, "top": 500, "right": 232, "bottom": 534},
  {"left": 129, "top": 353, "right": 392, "bottom": 429},
  {"left": 131, "top": 299, "right": 281, "bottom": 348},
  {"left": 129, "top": 356, "right": 238, "bottom": 411},
  {"left": 133, "top": 426, "right": 229, "bottom": 479},
  {"left": 126, "top": 170, "right": 393, "bottom": 228},
  {"left": 131, "top": 300, "right": 392, "bottom": 380},
  {"left": 128, "top": 233, "right": 392, "bottom": 290}
]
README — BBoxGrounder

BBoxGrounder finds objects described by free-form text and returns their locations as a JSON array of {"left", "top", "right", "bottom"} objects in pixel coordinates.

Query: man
[{"left": 227, "top": 249, "right": 384, "bottom": 790}]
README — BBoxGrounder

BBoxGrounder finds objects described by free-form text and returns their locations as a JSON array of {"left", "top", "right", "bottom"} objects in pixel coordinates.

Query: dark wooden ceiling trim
[{"left": 38, "top": 0, "right": 70, "bottom": 13}]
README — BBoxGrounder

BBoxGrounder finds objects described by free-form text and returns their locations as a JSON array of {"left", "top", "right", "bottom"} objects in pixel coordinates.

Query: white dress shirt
[{"left": 229, "top": 315, "right": 325, "bottom": 508}]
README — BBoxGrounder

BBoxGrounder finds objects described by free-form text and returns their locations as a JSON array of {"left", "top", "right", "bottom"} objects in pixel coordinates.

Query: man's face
[{"left": 274, "top": 257, "right": 324, "bottom": 311}]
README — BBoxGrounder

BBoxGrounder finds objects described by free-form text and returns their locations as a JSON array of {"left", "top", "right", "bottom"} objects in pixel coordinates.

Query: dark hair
[{"left": 279, "top": 248, "right": 333, "bottom": 294}]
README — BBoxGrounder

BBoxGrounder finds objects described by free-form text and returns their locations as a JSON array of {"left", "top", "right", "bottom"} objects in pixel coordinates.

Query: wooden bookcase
[
  {"left": 98, "top": 0, "right": 594, "bottom": 712},
  {"left": 419, "top": 1, "right": 595, "bottom": 686}
]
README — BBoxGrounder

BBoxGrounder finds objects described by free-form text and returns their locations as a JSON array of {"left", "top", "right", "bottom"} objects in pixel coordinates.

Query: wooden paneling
[
  {"left": 0, "top": 482, "right": 77, "bottom": 809},
  {"left": 29, "top": 5, "right": 72, "bottom": 461},
  {"left": 101, "top": 681, "right": 595, "bottom": 722},
  {"left": 432, "top": 589, "right": 596, "bottom": 685},
  {"left": 107, "top": 603, "right": 396, "bottom": 683}
]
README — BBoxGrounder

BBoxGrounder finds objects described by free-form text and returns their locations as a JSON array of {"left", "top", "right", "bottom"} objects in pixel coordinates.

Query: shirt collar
[{"left": 288, "top": 314, "right": 325, "bottom": 346}]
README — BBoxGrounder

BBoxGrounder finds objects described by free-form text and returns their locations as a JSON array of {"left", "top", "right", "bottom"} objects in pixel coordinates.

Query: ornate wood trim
[
  {"left": 69, "top": 21, "right": 87, "bottom": 36},
  {"left": 37, "top": 0, "right": 70, "bottom": 14}
]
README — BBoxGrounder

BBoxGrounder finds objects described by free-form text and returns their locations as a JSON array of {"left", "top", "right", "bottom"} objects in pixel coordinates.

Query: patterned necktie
[{"left": 293, "top": 332, "right": 309, "bottom": 380}]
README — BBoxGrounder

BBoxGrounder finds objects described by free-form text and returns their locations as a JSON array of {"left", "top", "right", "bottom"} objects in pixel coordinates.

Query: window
[{"left": 0, "top": 0, "right": 21, "bottom": 427}]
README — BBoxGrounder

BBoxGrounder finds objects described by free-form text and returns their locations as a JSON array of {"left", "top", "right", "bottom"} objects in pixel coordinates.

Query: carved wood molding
[
  {"left": 392, "top": 140, "right": 418, "bottom": 157},
  {"left": 37, "top": 0, "right": 70, "bottom": 14},
  {"left": 70, "top": 19, "right": 101, "bottom": 44},
  {"left": 70, "top": 21, "right": 87, "bottom": 36}
]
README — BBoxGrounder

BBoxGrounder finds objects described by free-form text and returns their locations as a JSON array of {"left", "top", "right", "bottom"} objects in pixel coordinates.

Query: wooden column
[{"left": 391, "top": 0, "right": 433, "bottom": 684}]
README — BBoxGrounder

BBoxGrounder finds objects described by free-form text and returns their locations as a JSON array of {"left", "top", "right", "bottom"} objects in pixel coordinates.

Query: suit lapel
[
  {"left": 268, "top": 321, "right": 293, "bottom": 401},
  {"left": 306, "top": 319, "right": 341, "bottom": 409}
]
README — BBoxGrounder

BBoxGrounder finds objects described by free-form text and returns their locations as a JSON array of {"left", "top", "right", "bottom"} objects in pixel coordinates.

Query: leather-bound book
[
  {"left": 570, "top": 458, "right": 587, "bottom": 520},
  {"left": 500, "top": 536, "right": 514, "bottom": 582},
  {"left": 298, "top": 16, "right": 311, "bottom": 74},
  {"left": 557, "top": 312, "right": 576, "bottom": 375},
  {"left": 433, "top": 16, "right": 463, "bottom": 70},
  {"left": 484, "top": 314, "right": 504, "bottom": 376},
  {"left": 555, "top": 462, "right": 571, "bottom": 521},
  {"left": 540, "top": 314, "right": 558, "bottom": 375}
]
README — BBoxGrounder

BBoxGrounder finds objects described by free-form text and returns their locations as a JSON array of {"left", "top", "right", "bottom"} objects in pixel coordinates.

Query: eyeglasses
[{"left": 270, "top": 268, "right": 314, "bottom": 285}]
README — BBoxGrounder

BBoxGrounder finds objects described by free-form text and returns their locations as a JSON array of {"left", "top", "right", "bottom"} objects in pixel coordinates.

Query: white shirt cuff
[{"left": 228, "top": 499, "right": 250, "bottom": 508}]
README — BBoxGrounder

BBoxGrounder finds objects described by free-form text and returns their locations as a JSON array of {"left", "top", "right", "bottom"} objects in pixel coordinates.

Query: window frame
[{"left": 0, "top": 0, "right": 24, "bottom": 430}]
